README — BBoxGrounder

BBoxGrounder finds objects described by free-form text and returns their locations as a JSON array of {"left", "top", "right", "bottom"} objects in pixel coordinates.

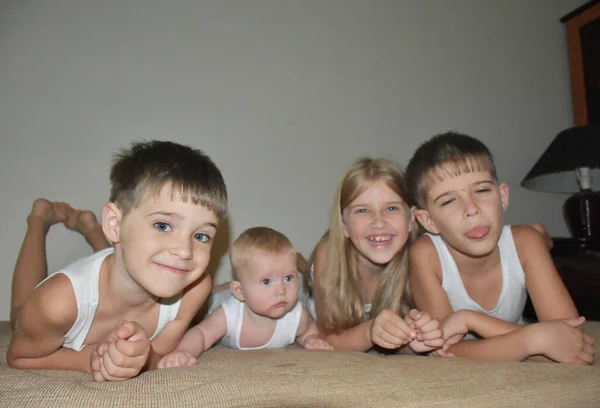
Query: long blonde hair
[{"left": 315, "top": 158, "right": 414, "bottom": 334}]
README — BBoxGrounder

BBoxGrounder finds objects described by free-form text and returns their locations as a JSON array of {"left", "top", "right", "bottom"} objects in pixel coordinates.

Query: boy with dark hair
[
  {"left": 406, "top": 131, "right": 594, "bottom": 364},
  {"left": 8, "top": 140, "right": 228, "bottom": 380}
]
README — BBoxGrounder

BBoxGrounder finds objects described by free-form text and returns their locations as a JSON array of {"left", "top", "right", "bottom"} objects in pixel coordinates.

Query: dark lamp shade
[{"left": 521, "top": 125, "right": 600, "bottom": 193}]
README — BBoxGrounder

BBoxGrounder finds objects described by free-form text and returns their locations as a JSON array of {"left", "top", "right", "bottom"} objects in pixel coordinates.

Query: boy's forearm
[
  {"left": 462, "top": 310, "right": 522, "bottom": 338},
  {"left": 447, "top": 325, "right": 537, "bottom": 362},
  {"left": 324, "top": 320, "right": 374, "bottom": 351},
  {"left": 7, "top": 344, "right": 94, "bottom": 373}
]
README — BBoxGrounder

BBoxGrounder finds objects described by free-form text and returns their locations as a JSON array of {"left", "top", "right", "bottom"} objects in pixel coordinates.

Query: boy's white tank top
[
  {"left": 37, "top": 248, "right": 182, "bottom": 351},
  {"left": 426, "top": 225, "right": 526, "bottom": 325}
]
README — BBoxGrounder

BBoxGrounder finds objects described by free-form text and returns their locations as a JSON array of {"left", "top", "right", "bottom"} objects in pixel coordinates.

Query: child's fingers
[
  {"left": 115, "top": 335, "right": 150, "bottom": 358},
  {"left": 91, "top": 370, "right": 105, "bottom": 382},
  {"left": 578, "top": 350, "right": 594, "bottom": 365},
  {"left": 115, "top": 321, "right": 146, "bottom": 340},
  {"left": 375, "top": 330, "right": 408, "bottom": 348},
  {"left": 106, "top": 341, "right": 138, "bottom": 369},
  {"left": 423, "top": 337, "right": 444, "bottom": 348},
  {"left": 564, "top": 316, "right": 586, "bottom": 329},
  {"left": 407, "top": 309, "right": 422, "bottom": 320},
  {"left": 411, "top": 312, "right": 436, "bottom": 330},
  {"left": 404, "top": 309, "right": 422, "bottom": 326},
  {"left": 102, "top": 348, "right": 140, "bottom": 380},
  {"left": 387, "top": 315, "right": 417, "bottom": 339},
  {"left": 416, "top": 320, "right": 440, "bottom": 338}
]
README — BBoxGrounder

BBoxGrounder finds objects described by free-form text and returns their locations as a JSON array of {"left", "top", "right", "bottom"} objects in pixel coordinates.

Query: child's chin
[{"left": 366, "top": 254, "right": 395, "bottom": 266}]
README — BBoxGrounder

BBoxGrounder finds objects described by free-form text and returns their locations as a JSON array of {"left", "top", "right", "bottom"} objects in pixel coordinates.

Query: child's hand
[
  {"left": 303, "top": 335, "right": 334, "bottom": 351},
  {"left": 438, "top": 310, "right": 470, "bottom": 350},
  {"left": 94, "top": 321, "right": 151, "bottom": 381},
  {"left": 157, "top": 351, "right": 198, "bottom": 369},
  {"left": 404, "top": 309, "right": 444, "bottom": 353},
  {"left": 371, "top": 309, "right": 416, "bottom": 349},
  {"left": 531, "top": 317, "right": 595, "bottom": 364}
]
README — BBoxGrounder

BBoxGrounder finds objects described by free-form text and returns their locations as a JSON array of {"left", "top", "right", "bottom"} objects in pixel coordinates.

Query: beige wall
[{"left": 0, "top": 0, "right": 586, "bottom": 320}]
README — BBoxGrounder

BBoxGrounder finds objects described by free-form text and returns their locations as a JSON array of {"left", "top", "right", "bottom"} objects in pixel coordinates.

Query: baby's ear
[
  {"left": 413, "top": 208, "right": 439, "bottom": 235},
  {"left": 230, "top": 281, "right": 245, "bottom": 302},
  {"left": 102, "top": 202, "right": 122, "bottom": 244}
]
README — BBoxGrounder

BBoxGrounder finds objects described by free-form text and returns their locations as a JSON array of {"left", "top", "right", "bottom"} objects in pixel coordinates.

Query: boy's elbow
[{"left": 6, "top": 350, "right": 28, "bottom": 369}]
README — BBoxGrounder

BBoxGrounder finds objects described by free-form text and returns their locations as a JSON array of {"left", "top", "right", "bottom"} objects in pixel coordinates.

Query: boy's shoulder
[
  {"left": 20, "top": 272, "right": 78, "bottom": 332},
  {"left": 409, "top": 234, "right": 442, "bottom": 272},
  {"left": 509, "top": 224, "right": 545, "bottom": 247},
  {"left": 410, "top": 233, "right": 437, "bottom": 257}
]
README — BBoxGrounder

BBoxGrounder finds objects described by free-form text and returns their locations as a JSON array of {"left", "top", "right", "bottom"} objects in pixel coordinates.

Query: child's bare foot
[
  {"left": 28, "top": 199, "right": 73, "bottom": 230},
  {"left": 65, "top": 210, "right": 110, "bottom": 252}
]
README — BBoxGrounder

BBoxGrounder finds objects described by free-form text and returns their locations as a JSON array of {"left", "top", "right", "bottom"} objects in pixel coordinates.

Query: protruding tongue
[{"left": 466, "top": 226, "right": 489, "bottom": 239}]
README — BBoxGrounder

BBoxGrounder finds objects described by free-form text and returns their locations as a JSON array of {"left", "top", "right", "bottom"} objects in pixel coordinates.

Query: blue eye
[
  {"left": 261, "top": 279, "right": 270, "bottom": 285},
  {"left": 356, "top": 208, "right": 367, "bottom": 214},
  {"left": 154, "top": 222, "right": 172, "bottom": 232},
  {"left": 387, "top": 206, "right": 398, "bottom": 212},
  {"left": 284, "top": 275, "right": 294, "bottom": 282},
  {"left": 194, "top": 233, "right": 211, "bottom": 243}
]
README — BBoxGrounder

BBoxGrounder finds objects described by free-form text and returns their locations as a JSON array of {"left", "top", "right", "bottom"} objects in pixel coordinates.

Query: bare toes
[
  {"left": 78, "top": 211, "right": 100, "bottom": 232},
  {"left": 30, "top": 198, "right": 70, "bottom": 225},
  {"left": 64, "top": 210, "right": 81, "bottom": 231}
]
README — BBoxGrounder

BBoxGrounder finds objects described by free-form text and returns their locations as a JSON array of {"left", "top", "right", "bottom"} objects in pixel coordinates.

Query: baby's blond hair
[{"left": 230, "top": 227, "right": 295, "bottom": 280}]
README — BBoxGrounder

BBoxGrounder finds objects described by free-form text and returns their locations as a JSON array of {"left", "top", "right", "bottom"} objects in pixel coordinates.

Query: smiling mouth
[
  {"left": 367, "top": 235, "right": 393, "bottom": 245},
  {"left": 155, "top": 262, "right": 189, "bottom": 274}
]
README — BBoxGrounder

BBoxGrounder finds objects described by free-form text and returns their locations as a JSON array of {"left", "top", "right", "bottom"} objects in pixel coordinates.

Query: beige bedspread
[{"left": 1, "top": 321, "right": 599, "bottom": 407}]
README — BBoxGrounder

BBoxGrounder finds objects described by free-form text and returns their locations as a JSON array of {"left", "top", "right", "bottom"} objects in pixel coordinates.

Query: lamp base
[{"left": 563, "top": 190, "right": 600, "bottom": 243}]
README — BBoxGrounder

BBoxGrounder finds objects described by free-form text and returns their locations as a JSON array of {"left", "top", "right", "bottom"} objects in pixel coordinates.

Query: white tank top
[
  {"left": 216, "top": 292, "right": 303, "bottom": 350},
  {"left": 427, "top": 225, "right": 526, "bottom": 324},
  {"left": 38, "top": 248, "right": 182, "bottom": 351}
]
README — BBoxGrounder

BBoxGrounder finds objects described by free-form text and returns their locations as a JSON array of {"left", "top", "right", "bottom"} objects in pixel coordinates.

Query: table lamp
[{"left": 521, "top": 125, "right": 600, "bottom": 246}]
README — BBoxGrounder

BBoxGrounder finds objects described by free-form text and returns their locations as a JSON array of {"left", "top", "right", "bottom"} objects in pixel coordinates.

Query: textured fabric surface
[{"left": 1, "top": 321, "right": 599, "bottom": 407}]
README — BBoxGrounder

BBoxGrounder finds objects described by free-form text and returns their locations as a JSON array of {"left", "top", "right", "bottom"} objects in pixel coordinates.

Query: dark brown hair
[
  {"left": 109, "top": 140, "right": 228, "bottom": 220},
  {"left": 405, "top": 131, "right": 497, "bottom": 209}
]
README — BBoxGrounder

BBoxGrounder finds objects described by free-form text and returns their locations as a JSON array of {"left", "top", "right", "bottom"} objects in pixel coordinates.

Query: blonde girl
[{"left": 308, "top": 158, "right": 443, "bottom": 352}]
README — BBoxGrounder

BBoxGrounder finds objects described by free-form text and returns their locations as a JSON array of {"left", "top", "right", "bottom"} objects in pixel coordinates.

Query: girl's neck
[
  {"left": 356, "top": 255, "right": 385, "bottom": 303},
  {"left": 103, "top": 253, "right": 158, "bottom": 312},
  {"left": 357, "top": 254, "right": 386, "bottom": 280}
]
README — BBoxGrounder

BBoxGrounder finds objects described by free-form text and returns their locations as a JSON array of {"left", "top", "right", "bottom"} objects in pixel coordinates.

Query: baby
[{"left": 158, "top": 227, "right": 332, "bottom": 368}]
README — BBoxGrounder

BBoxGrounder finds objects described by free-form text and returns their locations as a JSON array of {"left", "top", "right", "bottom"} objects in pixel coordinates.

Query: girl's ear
[
  {"left": 499, "top": 183, "right": 510, "bottom": 210},
  {"left": 230, "top": 281, "right": 245, "bottom": 302},
  {"left": 413, "top": 208, "right": 439, "bottom": 235},
  {"left": 102, "top": 202, "right": 122, "bottom": 244}
]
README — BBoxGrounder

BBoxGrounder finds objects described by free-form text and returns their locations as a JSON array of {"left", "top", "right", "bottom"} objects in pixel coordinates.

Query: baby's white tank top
[
  {"left": 216, "top": 292, "right": 303, "bottom": 350},
  {"left": 37, "top": 248, "right": 182, "bottom": 351},
  {"left": 426, "top": 225, "right": 526, "bottom": 324}
]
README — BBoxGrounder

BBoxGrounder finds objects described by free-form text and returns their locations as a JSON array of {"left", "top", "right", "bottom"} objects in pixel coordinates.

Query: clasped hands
[
  {"left": 90, "top": 320, "right": 151, "bottom": 382},
  {"left": 371, "top": 309, "right": 444, "bottom": 353}
]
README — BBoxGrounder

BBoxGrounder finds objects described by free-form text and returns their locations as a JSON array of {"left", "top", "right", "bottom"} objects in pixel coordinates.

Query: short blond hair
[{"left": 230, "top": 227, "right": 295, "bottom": 280}]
